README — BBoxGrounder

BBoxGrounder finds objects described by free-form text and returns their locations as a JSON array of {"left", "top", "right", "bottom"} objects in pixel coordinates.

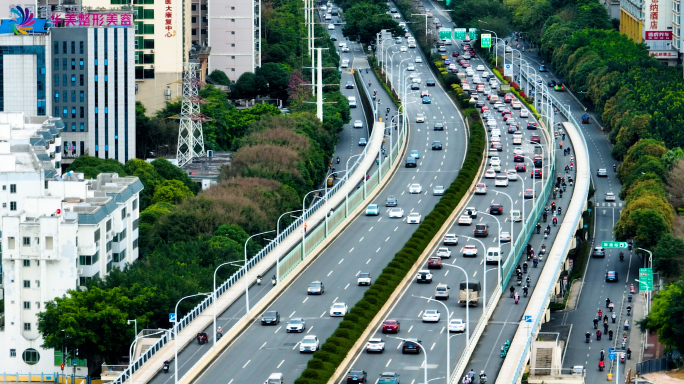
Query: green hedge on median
[{"left": 294, "top": 110, "right": 486, "bottom": 384}]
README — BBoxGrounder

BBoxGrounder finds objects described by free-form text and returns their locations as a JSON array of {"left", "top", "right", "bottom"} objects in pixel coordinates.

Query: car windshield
[
  {"left": 289, "top": 319, "right": 302, "bottom": 324},
  {"left": 265, "top": 311, "right": 277, "bottom": 317},
  {"left": 303, "top": 336, "right": 316, "bottom": 343},
  {"left": 385, "top": 320, "right": 397, "bottom": 325},
  {"left": 333, "top": 303, "right": 345, "bottom": 308},
  {"left": 350, "top": 370, "right": 365, "bottom": 376},
  {"left": 310, "top": 282, "right": 321, "bottom": 288},
  {"left": 359, "top": 273, "right": 370, "bottom": 278}
]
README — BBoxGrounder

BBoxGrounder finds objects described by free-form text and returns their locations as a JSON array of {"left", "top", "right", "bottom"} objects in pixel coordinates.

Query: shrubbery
[{"left": 294, "top": 111, "right": 486, "bottom": 384}]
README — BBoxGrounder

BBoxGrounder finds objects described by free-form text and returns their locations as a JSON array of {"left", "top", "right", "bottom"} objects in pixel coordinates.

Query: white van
[
  {"left": 407, "top": 37, "right": 416, "bottom": 48},
  {"left": 348, "top": 96, "right": 357, "bottom": 108},
  {"left": 510, "top": 210, "right": 521, "bottom": 222},
  {"left": 486, "top": 247, "right": 501, "bottom": 265},
  {"left": 341, "top": 59, "right": 349, "bottom": 68},
  {"left": 264, "top": 373, "right": 284, "bottom": 384},
  {"left": 512, "top": 133, "right": 523, "bottom": 145}
]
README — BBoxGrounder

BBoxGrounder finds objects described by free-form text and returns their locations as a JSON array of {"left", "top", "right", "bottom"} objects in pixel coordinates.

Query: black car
[
  {"left": 402, "top": 339, "right": 422, "bottom": 354},
  {"left": 548, "top": 80, "right": 556, "bottom": 87},
  {"left": 474, "top": 224, "right": 489, "bottom": 237},
  {"left": 346, "top": 81, "right": 354, "bottom": 89},
  {"left": 261, "top": 311, "right": 280, "bottom": 325},
  {"left": 513, "top": 154, "right": 524, "bottom": 162},
  {"left": 434, "top": 122, "right": 445, "bottom": 130},
  {"left": 386, "top": 195, "right": 398, "bottom": 207},
  {"left": 405, "top": 157, "right": 417, "bottom": 168},
  {"left": 527, "top": 122, "right": 538, "bottom": 130},
  {"left": 507, "top": 126, "right": 518, "bottom": 134},
  {"left": 533, "top": 156, "right": 543, "bottom": 167},
  {"left": 426, "top": 79, "right": 436, "bottom": 86},
  {"left": 432, "top": 141, "right": 443, "bottom": 150},
  {"left": 605, "top": 271, "right": 619, "bottom": 282},
  {"left": 390, "top": 7, "right": 398, "bottom": 12},
  {"left": 490, "top": 204, "right": 504, "bottom": 215},
  {"left": 476, "top": 100, "right": 485, "bottom": 108},
  {"left": 347, "top": 369, "right": 368, "bottom": 383}
]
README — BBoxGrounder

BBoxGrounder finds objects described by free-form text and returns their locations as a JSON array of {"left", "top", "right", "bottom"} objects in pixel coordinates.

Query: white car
[
  {"left": 400, "top": 46, "right": 408, "bottom": 52},
  {"left": 286, "top": 318, "right": 306, "bottom": 333},
  {"left": 512, "top": 101, "right": 522, "bottom": 110},
  {"left": 327, "top": 23, "right": 335, "bottom": 30},
  {"left": 475, "top": 183, "right": 487, "bottom": 194},
  {"left": 412, "top": 77, "right": 422, "bottom": 84},
  {"left": 513, "top": 147, "right": 524, "bottom": 155},
  {"left": 422, "top": 309, "right": 441, "bottom": 322},
  {"left": 353, "top": 120, "right": 363, "bottom": 128},
  {"left": 415, "top": 56, "right": 422, "bottom": 63},
  {"left": 484, "top": 169, "right": 496, "bottom": 179},
  {"left": 605, "top": 192, "right": 616, "bottom": 201},
  {"left": 482, "top": 72, "right": 490, "bottom": 79},
  {"left": 490, "top": 157, "right": 501, "bottom": 167},
  {"left": 443, "top": 234, "right": 459, "bottom": 245},
  {"left": 409, "top": 183, "right": 422, "bottom": 193},
  {"left": 491, "top": 129, "right": 501, "bottom": 137},
  {"left": 461, "top": 245, "right": 478, "bottom": 257},
  {"left": 358, "top": 272, "right": 372, "bottom": 285},
  {"left": 510, "top": 210, "right": 522, "bottom": 222},
  {"left": 300, "top": 335, "right": 319, "bottom": 352},
  {"left": 407, "top": 212, "right": 421, "bottom": 224},
  {"left": 520, "top": 109, "right": 529, "bottom": 118},
  {"left": 491, "top": 164, "right": 502, "bottom": 173},
  {"left": 495, "top": 176, "right": 509, "bottom": 187},
  {"left": 366, "top": 338, "right": 385, "bottom": 353},
  {"left": 448, "top": 318, "right": 465, "bottom": 332},
  {"left": 389, "top": 207, "right": 404, "bottom": 218},
  {"left": 476, "top": 65, "right": 485, "bottom": 71},
  {"left": 487, "top": 120, "right": 497, "bottom": 129},
  {"left": 416, "top": 269, "right": 433, "bottom": 282},
  {"left": 341, "top": 45, "right": 350, "bottom": 52},
  {"left": 416, "top": 113, "right": 425, "bottom": 123},
  {"left": 407, "top": 64, "right": 415, "bottom": 71},
  {"left": 507, "top": 170, "right": 518, "bottom": 181},
  {"left": 393, "top": 13, "right": 400, "bottom": 18},
  {"left": 436, "top": 247, "right": 452, "bottom": 258},
  {"left": 505, "top": 46, "right": 513, "bottom": 52},
  {"left": 506, "top": 118, "right": 517, "bottom": 126},
  {"left": 499, "top": 231, "right": 511, "bottom": 242},
  {"left": 458, "top": 215, "right": 473, "bottom": 225},
  {"left": 330, "top": 302, "right": 348, "bottom": 316},
  {"left": 491, "top": 135, "right": 501, "bottom": 143}
]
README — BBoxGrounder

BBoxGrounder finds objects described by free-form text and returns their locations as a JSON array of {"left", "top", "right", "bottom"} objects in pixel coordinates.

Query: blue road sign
[
  {"left": 524, "top": 315, "right": 533, "bottom": 323},
  {"left": 169, "top": 313, "right": 176, "bottom": 322},
  {"left": 608, "top": 347, "right": 616, "bottom": 360}
]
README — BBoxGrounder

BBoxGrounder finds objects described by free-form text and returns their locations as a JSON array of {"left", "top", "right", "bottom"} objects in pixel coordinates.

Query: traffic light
[{"left": 60, "top": 363, "right": 65, "bottom": 371}]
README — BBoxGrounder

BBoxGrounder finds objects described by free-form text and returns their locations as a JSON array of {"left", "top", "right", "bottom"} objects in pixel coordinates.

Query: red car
[
  {"left": 427, "top": 257, "right": 443, "bottom": 269},
  {"left": 481, "top": 106, "right": 489, "bottom": 112},
  {"left": 515, "top": 164, "right": 527, "bottom": 172},
  {"left": 531, "top": 169, "right": 543, "bottom": 178},
  {"left": 382, "top": 319, "right": 401, "bottom": 333},
  {"left": 530, "top": 134, "right": 541, "bottom": 143},
  {"left": 452, "top": 52, "right": 460, "bottom": 57}
]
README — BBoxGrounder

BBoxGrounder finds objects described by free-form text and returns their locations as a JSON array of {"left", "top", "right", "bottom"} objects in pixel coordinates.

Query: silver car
[
  {"left": 286, "top": 318, "right": 306, "bottom": 333},
  {"left": 433, "top": 185, "right": 445, "bottom": 195},
  {"left": 299, "top": 335, "right": 319, "bottom": 353},
  {"left": 389, "top": 207, "right": 405, "bottom": 218}
]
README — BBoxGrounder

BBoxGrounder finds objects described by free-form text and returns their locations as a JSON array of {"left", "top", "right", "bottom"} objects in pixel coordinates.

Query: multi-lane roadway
[{"left": 188, "top": 6, "right": 471, "bottom": 383}]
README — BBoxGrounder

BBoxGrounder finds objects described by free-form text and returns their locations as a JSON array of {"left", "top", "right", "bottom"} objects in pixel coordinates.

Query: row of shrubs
[{"left": 294, "top": 109, "right": 486, "bottom": 384}]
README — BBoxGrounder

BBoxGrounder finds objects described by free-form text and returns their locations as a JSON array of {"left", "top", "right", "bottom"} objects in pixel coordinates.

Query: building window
[
  {"left": 80, "top": 41, "right": 84, "bottom": 54},
  {"left": 191, "top": 4, "right": 196, "bottom": 10},
  {"left": 22, "top": 348, "right": 40, "bottom": 365},
  {"left": 72, "top": 108, "right": 76, "bottom": 118},
  {"left": 23, "top": 260, "right": 30, "bottom": 267},
  {"left": 231, "top": 31, "right": 235, "bottom": 35},
  {"left": 8, "top": 237, "right": 15, "bottom": 249},
  {"left": 71, "top": 41, "right": 75, "bottom": 54},
  {"left": 132, "top": 198, "right": 138, "bottom": 210},
  {"left": 46, "top": 236, "right": 54, "bottom": 250},
  {"left": 23, "top": 280, "right": 30, "bottom": 288},
  {"left": 202, "top": 29, "right": 207, "bottom": 34},
  {"left": 80, "top": 107, "right": 84, "bottom": 118},
  {"left": 107, "top": 220, "right": 112, "bottom": 232},
  {"left": 231, "top": 6, "right": 235, "bottom": 9},
  {"left": 191, "top": 16, "right": 197, "bottom": 23},
  {"left": 80, "top": 74, "right": 84, "bottom": 86},
  {"left": 121, "top": 208, "right": 127, "bottom": 219},
  {"left": 54, "top": 41, "right": 59, "bottom": 54},
  {"left": 9, "top": 184, "right": 16, "bottom": 193},
  {"left": 192, "top": 29, "right": 197, "bottom": 36},
  {"left": 71, "top": 59, "right": 76, "bottom": 70},
  {"left": 80, "top": 91, "right": 84, "bottom": 102},
  {"left": 54, "top": 74, "right": 59, "bottom": 86},
  {"left": 9, "top": 201, "right": 17, "bottom": 211},
  {"left": 144, "top": 39, "right": 155, "bottom": 49},
  {"left": 80, "top": 123, "right": 85, "bottom": 131},
  {"left": 72, "top": 91, "right": 76, "bottom": 102},
  {"left": 143, "top": 9, "right": 154, "bottom": 18},
  {"left": 54, "top": 59, "right": 59, "bottom": 70},
  {"left": 80, "top": 59, "right": 84, "bottom": 70},
  {"left": 23, "top": 323, "right": 31, "bottom": 331},
  {"left": 71, "top": 123, "right": 76, "bottom": 132},
  {"left": 10, "top": 349, "right": 16, "bottom": 357},
  {"left": 79, "top": 251, "right": 99, "bottom": 266},
  {"left": 23, "top": 301, "right": 30, "bottom": 309},
  {"left": 63, "top": 58, "right": 67, "bottom": 70},
  {"left": 143, "top": 24, "right": 154, "bottom": 34},
  {"left": 201, "top": 4, "right": 207, "bottom": 10},
  {"left": 95, "top": 229, "right": 101, "bottom": 242},
  {"left": 71, "top": 75, "right": 76, "bottom": 85},
  {"left": 133, "top": 218, "right": 139, "bottom": 230},
  {"left": 23, "top": 237, "right": 31, "bottom": 246}
]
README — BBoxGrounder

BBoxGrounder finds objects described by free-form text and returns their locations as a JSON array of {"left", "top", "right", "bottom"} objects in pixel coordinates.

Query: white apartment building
[
  {"left": 0, "top": 113, "right": 143, "bottom": 374},
  {"left": 208, "top": 0, "right": 260, "bottom": 82}
]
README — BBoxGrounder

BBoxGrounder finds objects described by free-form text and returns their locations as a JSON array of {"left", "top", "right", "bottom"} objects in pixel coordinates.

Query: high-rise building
[
  {"left": 0, "top": 112, "right": 143, "bottom": 375},
  {"left": 621, "top": 0, "right": 680, "bottom": 63},
  {"left": 0, "top": 34, "right": 50, "bottom": 118},
  {"left": 208, "top": 0, "right": 260, "bottom": 82}
]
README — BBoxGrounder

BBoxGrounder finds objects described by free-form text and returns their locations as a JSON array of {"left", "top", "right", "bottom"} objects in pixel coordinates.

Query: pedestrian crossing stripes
[{"left": 596, "top": 202, "right": 623, "bottom": 207}]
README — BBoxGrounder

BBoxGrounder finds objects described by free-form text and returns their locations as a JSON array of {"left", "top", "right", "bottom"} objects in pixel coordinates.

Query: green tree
[
  {"left": 151, "top": 158, "right": 199, "bottom": 194},
  {"left": 124, "top": 159, "right": 164, "bottom": 210},
  {"left": 208, "top": 69, "right": 231, "bottom": 86},
  {"left": 67, "top": 156, "right": 127, "bottom": 179},
  {"left": 230, "top": 72, "right": 268, "bottom": 100},
  {"left": 652, "top": 233, "right": 684, "bottom": 278},
  {"left": 342, "top": 3, "right": 404, "bottom": 45},
  {"left": 639, "top": 278, "right": 684, "bottom": 351},
  {"left": 152, "top": 180, "right": 195, "bottom": 205}
]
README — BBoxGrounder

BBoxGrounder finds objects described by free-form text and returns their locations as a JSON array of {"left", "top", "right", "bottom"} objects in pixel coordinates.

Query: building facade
[
  {"left": 0, "top": 34, "right": 50, "bottom": 117},
  {"left": 208, "top": 0, "right": 260, "bottom": 82},
  {"left": 0, "top": 113, "right": 143, "bottom": 375},
  {"left": 621, "top": 0, "right": 680, "bottom": 63}
]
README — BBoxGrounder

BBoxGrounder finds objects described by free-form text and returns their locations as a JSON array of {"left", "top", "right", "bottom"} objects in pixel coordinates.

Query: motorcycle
[
  {"left": 627, "top": 305, "right": 632, "bottom": 316},
  {"left": 613, "top": 164, "right": 617, "bottom": 172},
  {"left": 532, "top": 258, "right": 538, "bottom": 268},
  {"left": 599, "top": 361, "right": 605, "bottom": 371},
  {"left": 553, "top": 217, "right": 558, "bottom": 226},
  {"left": 542, "top": 213, "right": 547, "bottom": 222},
  {"left": 523, "top": 263, "right": 528, "bottom": 273},
  {"left": 336, "top": 156, "right": 340, "bottom": 164},
  {"left": 620, "top": 353, "right": 626, "bottom": 364},
  {"left": 620, "top": 252, "right": 624, "bottom": 261},
  {"left": 163, "top": 360, "right": 170, "bottom": 373},
  {"left": 271, "top": 277, "right": 277, "bottom": 286},
  {"left": 628, "top": 294, "right": 633, "bottom": 302},
  {"left": 257, "top": 276, "right": 262, "bottom": 285},
  {"left": 517, "top": 276, "right": 523, "bottom": 286},
  {"left": 523, "top": 287, "right": 528, "bottom": 297},
  {"left": 612, "top": 313, "right": 617, "bottom": 323},
  {"left": 585, "top": 333, "right": 591, "bottom": 343}
]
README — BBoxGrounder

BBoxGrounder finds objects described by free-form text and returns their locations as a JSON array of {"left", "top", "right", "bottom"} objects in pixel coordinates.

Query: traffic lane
[
  {"left": 197, "top": 100, "right": 468, "bottom": 383},
  {"left": 354, "top": 259, "right": 488, "bottom": 383}
]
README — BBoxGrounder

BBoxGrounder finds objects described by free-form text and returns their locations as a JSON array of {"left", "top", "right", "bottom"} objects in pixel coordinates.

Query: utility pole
[{"left": 316, "top": 47, "right": 323, "bottom": 120}]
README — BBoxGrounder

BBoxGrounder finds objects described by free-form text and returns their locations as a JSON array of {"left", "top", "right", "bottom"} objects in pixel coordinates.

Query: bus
[{"left": 459, "top": 280, "right": 481, "bottom": 307}]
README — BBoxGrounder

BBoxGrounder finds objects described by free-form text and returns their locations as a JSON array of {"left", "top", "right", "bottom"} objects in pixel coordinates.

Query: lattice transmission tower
[{"left": 176, "top": 62, "right": 210, "bottom": 167}]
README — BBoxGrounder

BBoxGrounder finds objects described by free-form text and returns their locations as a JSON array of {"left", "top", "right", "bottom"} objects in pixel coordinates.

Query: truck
[
  {"left": 459, "top": 280, "right": 481, "bottom": 306},
  {"left": 497, "top": 83, "right": 511, "bottom": 97}
]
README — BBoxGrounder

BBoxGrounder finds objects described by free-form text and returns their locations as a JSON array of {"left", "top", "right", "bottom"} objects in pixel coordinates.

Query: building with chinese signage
[{"left": 620, "top": 0, "right": 680, "bottom": 64}]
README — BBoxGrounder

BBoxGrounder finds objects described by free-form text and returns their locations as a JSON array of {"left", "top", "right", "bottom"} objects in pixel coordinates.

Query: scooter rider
[
  {"left": 336, "top": 156, "right": 340, "bottom": 164},
  {"left": 536, "top": 223, "right": 541, "bottom": 234},
  {"left": 585, "top": 332, "right": 591, "bottom": 343},
  {"left": 510, "top": 286, "right": 515, "bottom": 297},
  {"left": 600, "top": 349, "right": 605, "bottom": 361},
  {"left": 599, "top": 360, "right": 605, "bottom": 371},
  {"left": 257, "top": 274, "right": 262, "bottom": 285},
  {"left": 523, "top": 262, "right": 528, "bottom": 273},
  {"left": 609, "top": 329, "right": 614, "bottom": 340},
  {"left": 523, "top": 286, "right": 529, "bottom": 297},
  {"left": 271, "top": 275, "right": 277, "bottom": 286},
  {"left": 620, "top": 251, "right": 624, "bottom": 261}
]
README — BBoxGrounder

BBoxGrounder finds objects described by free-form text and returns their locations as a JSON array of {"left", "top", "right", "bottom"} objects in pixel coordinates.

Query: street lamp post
[
  {"left": 127, "top": 319, "right": 137, "bottom": 339},
  {"left": 302, "top": 188, "right": 325, "bottom": 260},
  {"left": 478, "top": 212, "right": 502, "bottom": 286},
  {"left": 129, "top": 329, "right": 166, "bottom": 384},
  {"left": 637, "top": 247, "right": 653, "bottom": 315},
  {"left": 213, "top": 260, "right": 244, "bottom": 346},
  {"left": 515, "top": 175, "right": 527, "bottom": 225},
  {"left": 411, "top": 13, "right": 429, "bottom": 39},
  {"left": 443, "top": 263, "right": 470, "bottom": 346},
  {"left": 388, "top": 50, "right": 401, "bottom": 85},
  {"left": 174, "top": 293, "right": 211, "bottom": 384},
  {"left": 277, "top": 209, "right": 303, "bottom": 281},
  {"left": 414, "top": 295, "right": 452, "bottom": 384},
  {"left": 493, "top": 190, "right": 515, "bottom": 245},
  {"left": 463, "top": 236, "right": 500, "bottom": 311},
  {"left": 244, "top": 230, "right": 276, "bottom": 312}
]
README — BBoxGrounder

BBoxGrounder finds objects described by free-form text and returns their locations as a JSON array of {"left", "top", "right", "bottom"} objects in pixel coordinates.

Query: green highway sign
[
  {"left": 439, "top": 28, "right": 452, "bottom": 40},
  {"left": 454, "top": 28, "right": 467, "bottom": 40},
  {"left": 639, "top": 268, "right": 653, "bottom": 291},
  {"left": 481, "top": 33, "right": 492, "bottom": 48},
  {"left": 601, "top": 241, "right": 628, "bottom": 249},
  {"left": 468, "top": 28, "right": 477, "bottom": 40}
]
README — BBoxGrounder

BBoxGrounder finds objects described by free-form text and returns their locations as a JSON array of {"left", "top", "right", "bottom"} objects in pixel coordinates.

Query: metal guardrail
[
  {"left": 111, "top": 77, "right": 405, "bottom": 384},
  {"left": 502, "top": 66, "right": 591, "bottom": 382}
]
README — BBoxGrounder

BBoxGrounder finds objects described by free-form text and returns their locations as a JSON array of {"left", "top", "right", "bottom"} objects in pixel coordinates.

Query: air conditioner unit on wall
[{"left": 77, "top": 268, "right": 84, "bottom": 275}]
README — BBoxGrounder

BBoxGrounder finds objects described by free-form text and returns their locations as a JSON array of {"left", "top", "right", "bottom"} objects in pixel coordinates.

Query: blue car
[
  {"left": 410, "top": 150, "right": 420, "bottom": 159},
  {"left": 539, "top": 64, "right": 547, "bottom": 72},
  {"left": 422, "top": 96, "right": 431, "bottom": 104}
]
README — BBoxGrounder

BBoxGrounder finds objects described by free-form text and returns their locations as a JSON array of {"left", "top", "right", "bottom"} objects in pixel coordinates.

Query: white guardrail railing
[
  {"left": 494, "top": 66, "right": 591, "bottom": 383},
  {"left": 448, "top": 72, "right": 558, "bottom": 383},
  {"left": 113, "top": 71, "right": 406, "bottom": 384}
]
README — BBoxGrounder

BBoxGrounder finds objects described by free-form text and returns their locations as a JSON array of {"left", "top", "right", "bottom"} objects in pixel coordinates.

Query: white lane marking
[
  {"left": 327, "top": 270, "right": 334, "bottom": 277},
  {"left": 339, "top": 258, "right": 344, "bottom": 264},
  {"left": 367, "top": 258, "right": 372, "bottom": 264},
  {"left": 409, "top": 325, "right": 414, "bottom": 333},
  {"left": 289, "top": 311, "right": 296, "bottom": 318},
  {"left": 303, "top": 297, "right": 309, "bottom": 304},
  {"left": 395, "top": 226, "right": 399, "bottom": 231},
  {"left": 260, "top": 341, "right": 267, "bottom": 349},
  {"left": 385, "top": 236, "right": 390, "bottom": 242},
  {"left": 369, "top": 226, "right": 374, "bottom": 232},
  {"left": 242, "top": 360, "right": 251, "bottom": 368},
  {"left": 349, "top": 247, "right": 354, "bottom": 253},
  {"left": 376, "top": 247, "right": 382, "bottom": 253},
  {"left": 359, "top": 237, "right": 364, "bottom": 242},
  {"left": 277, "top": 360, "right": 285, "bottom": 368},
  {"left": 431, "top": 342, "right": 436, "bottom": 350},
  {"left": 344, "top": 283, "right": 350, "bottom": 289},
  {"left": 275, "top": 326, "right": 282, "bottom": 333},
  {"left": 293, "top": 342, "right": 299, "bottom": 350},
  {"left": 386, "top": 359, "right": 393, "bottom": 367},
  {"left": 320, "top": 312, "right": 326, "bottom": 317},
  {"left": 307, "top": 326, "right": 314, "bottom": 334}
]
